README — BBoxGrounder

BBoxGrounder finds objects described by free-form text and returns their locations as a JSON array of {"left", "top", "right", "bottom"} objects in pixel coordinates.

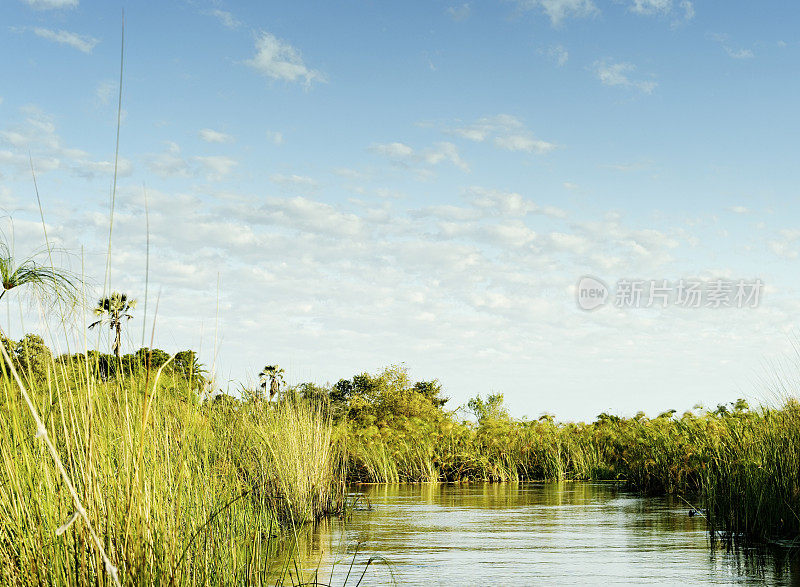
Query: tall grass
[
  {"left": 702, "top": 400, "right": 800, "bottom": 542},
  {"left": 345, "top": 417, "right": 605, "bottom": 483},
  {"left": 0, "top": 349, "right": 344, "bottom": 585}
]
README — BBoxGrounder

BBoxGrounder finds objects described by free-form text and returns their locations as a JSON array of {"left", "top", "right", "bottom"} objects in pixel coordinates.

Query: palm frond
[{"left": 0, "top": 237, "right": 82, "bottom": 308}]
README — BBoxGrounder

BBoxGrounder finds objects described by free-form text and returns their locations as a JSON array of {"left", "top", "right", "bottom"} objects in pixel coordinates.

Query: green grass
[{"left": 0, "top": 350, "right": 345, "bottom": 585}]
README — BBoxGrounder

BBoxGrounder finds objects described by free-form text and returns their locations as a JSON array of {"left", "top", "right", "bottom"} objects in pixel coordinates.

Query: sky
[{"left": 1, "top": 0, "right": 799, "bottom": 421}]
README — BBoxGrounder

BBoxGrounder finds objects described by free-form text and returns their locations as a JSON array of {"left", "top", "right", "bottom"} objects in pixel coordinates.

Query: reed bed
[
  {"left": 0, "top": 350, "right": 345, "bottom": 585},
  {"left": 702, "top": 400, "right": 800, "bottom": 542}
]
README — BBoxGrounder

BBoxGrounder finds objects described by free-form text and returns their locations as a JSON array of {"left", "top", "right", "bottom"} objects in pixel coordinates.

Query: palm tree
[
  {"left": 0, "top": 240, "right": 80, "bottom": 307},
  {"left": 258, "top": 365, "right": 284, "bottom": 402},
  {"left": 89, "top": 292, "right": 136, "bottom": 360}
]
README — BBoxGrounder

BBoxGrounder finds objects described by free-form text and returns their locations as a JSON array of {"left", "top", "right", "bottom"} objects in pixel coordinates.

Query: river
[{"left": 286, "top": 482, "right": 798, "bottom": 585}]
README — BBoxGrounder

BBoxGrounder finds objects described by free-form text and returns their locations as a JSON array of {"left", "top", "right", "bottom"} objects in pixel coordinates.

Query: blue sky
[{"left": 1, "top": 0, "right": 799, "bottom": 420}]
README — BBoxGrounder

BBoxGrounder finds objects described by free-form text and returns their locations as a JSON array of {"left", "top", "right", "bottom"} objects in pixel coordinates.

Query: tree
[
  {"left": 0, "top": 334, "right": 53, "bottom": 383},
  {"left": 0, "top": 239, "right": 80, "bottom": 308},
  {"left": 413, "top": 379, "right": 449, "bottom": 408},
  {"left": 258, "top": 365, "right": 284, "bottom": 401},
  {"left": 173, "top": 350, "right": 206, "bottom": 390},
  {"left": 14, "top": 334, "right": 53, "bottom": 382},
  {"left": 89, "top": 292, "right": 136, "bottom": 360},
  {"left": 330, "top": 378, "right": 354, "bottom": 403},
  {"left": 467, "top": 393, "right": 509, "bottom": 425}
]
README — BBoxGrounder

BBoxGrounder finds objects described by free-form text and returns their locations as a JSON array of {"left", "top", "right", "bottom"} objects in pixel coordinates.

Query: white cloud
[
  {"left": 32, "top": 28, "right": 98, "bottom": 54},
  {"left": 629, "top": 0, "right": 672, "bottom": 15},
  {"left": 253, "top": 196, "right": 365, "bottom": 238},
  {"left": 370, "top": 141, "right": 470, "bottom": 173},
  {"left": 270, "top": 173, "right": 319, "bottom": 191},
  {"left": 680, "top": 0, "right": 695, "bottom": 21},
  {"left": 146, "top": 143, "right": 237, "bottom": 181},
  {"left": 768, "top": 229, "right": 800, "bottom": 259},
  {"left": 266, "top": 130, "right": 284, "bottom": 145},
  {"left": 546, "top": 44, "right": 569, "bottom": 67},
  {"left": 449, "top": 114, "right": 523, "bottom": 142},
  {"left": 0, "top": 149, "right": 60, "bottom": 175},
  {"left": 513, "top": 0, "right": 598, "bottom": 25},
  {"left": 594, "top": 60, "right": 657, "bottom": 94},
  {"left": 0, "top": 107, "right": 102, "bottom": 177},
  {"left": 422, "top": 142, "right": 470, "bottom": 171},
  {"left": 728, "top": 206, "right": 749, "bottom": 214},
  {"left": 199, "top": 129, "right": 234, "bottom": 144},
  {"left": 602, "top": 160, "right": 654, "bottom": 172},
  {"left": 468, "top": 187, "right": 539, "bottom": 216},
  {"left": 623, "top": 0, "right": 694, "bottom": 22},
  {"left": 194, "top": 155, "right": 238, "bottom": 181},
  {"left": 494, "top": 134, "right": 555, "bottom": 154},
  {"left": 95, "top": 80, "right": 116, "bottom": 105},
  {"left": 246, "top": 32, "right": 326, "bottom": 87},
  {"left": 369, "top": 142, "right": 414, "bottom": 159},
  {"left": 466, "top": 187, "right": 566, "bottom": 218},
  {"left": 708, "top": 33, "right": 754, "bottom": 60},
  {"left": 22, "top": 0, "right": 77, "bottom": 9},
  {"left": 204, "top": 9, "right": 240, "bottom": 29},
  {"left": 447, "top": 114, "right": 556, "bottom": 154},
  {"left": 447, "top": 3, "right": 471, "bottom": 21},
  {"left": 146, "top": 142, "right": 190, "bottom": 179},
  {"left": 725, "top": 47, "right": 754, "bottom": 59},
  {"left": 333, "top": 167, "right": 363, "bottom": 180},
  {"left": 72, "top": 157, "right": 133, "bottom": 180}
]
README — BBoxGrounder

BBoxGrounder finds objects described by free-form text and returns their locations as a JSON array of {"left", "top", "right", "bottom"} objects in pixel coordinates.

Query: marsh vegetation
[{"left": 0, "top": 322, "right": 798, "bottom": 585}]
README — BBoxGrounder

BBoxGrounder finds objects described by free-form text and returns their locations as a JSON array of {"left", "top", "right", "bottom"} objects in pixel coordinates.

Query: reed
[
  {"left": 702, "top": 400, "right": 800, "bottom": 542},
  {"left": 0, "top": 348, "right": 344, "bottom": 585}
]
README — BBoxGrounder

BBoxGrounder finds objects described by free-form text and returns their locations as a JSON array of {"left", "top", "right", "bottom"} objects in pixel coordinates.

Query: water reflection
[{"left": 285, "top": 482, "right": 798, "bottom": 586}]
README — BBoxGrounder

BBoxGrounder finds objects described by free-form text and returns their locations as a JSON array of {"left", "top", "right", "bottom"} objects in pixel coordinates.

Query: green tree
[
  {"left": 89, "top": 292, "right": 136, "bottom": 360},
  {"left": 467, "top": 393, "right": 509, "bottom": 425},
  {"left": 330, "top": 378, "right": 354, "bottom": 403},
  {"left": 334, "top": 366, "right": 450, "bottom": 424},
  {"left": 258, "top": 365, "right": 284, "bottom": 401},
  {"left": 133, "top": 347, "right": 171, "bottom": 372},
  {"left": 174, "top": 350, "right": 206, "bottom": 389},
  {"left": 0, "top": 334, "right": 53, "bottom": 383},
  {"left": 413, "top": 379, "right": 449, "bottom": 408},
  {"left": 14, "top": 334, "right": 53, "bottom": 382}
]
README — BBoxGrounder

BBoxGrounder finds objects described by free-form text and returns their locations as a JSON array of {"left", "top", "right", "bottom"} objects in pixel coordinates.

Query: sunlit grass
[{"left": 0, "top": 349, "right": 345, "bottom": 585}]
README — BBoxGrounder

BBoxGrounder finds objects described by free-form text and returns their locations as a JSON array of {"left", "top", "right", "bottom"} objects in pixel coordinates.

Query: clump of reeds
[
  {"left": 702, "top": 400, "right": 800, "bottom": 542},
  {"left": 243, "top": 394, "right": 346, "bottom": 525},
  {"left": 0, "top": 346, "right": 344, "bottom": 585}
]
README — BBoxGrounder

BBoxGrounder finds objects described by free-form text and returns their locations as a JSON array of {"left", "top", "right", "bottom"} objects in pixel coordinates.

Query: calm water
[{"left": 290, "top": 482, "right": 798, "bottom": 586}]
